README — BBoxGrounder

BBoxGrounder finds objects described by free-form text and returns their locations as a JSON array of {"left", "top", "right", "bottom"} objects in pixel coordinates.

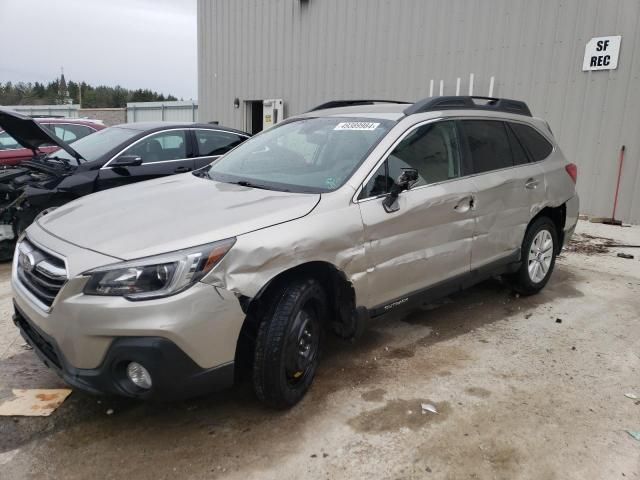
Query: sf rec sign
[{"left": 582, "top": 35, "right": 622, "bottom": 71}]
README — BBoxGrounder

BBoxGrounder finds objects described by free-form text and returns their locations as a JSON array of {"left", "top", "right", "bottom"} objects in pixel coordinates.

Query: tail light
[{"left": 565, "top": 163, "right": 577, "bottom": 184}]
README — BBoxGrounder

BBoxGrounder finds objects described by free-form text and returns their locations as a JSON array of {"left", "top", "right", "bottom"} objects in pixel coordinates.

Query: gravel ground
[{"left": 0, "top": 220, "right": 638, "bottom": 479}]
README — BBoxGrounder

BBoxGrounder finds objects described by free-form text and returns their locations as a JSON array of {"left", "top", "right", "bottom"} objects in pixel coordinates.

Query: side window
[
  {"left": 506, "top": 123, "right": 529, "bottom": 165},
  {"left": 59, "top": 124, "right": 94, "bottom": 143},
  {"left": 461, "top": 120, "right": 513, "bottom": 173},
  {"left": 119, "top": 130, "right": 187, "bottom": 164},
  {"left": 361, "top": 121, "right": 461, "bottom": 198},
  {"left": 195, "top": 130, "right": 246, "bottom": 157},
  {"left": 53, "top": 125, "right": 78, "bottom": 143},
  {"left": 510, "top": 123, "right": 553, "bottom": 161},
  {"left": 0, "top": 131, "right": 21, "bottom": 150}
]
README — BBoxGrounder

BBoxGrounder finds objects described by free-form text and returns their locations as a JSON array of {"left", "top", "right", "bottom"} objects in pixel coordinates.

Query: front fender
[{"left": 202, "top": 201, "right": 370, "bottom": 307}]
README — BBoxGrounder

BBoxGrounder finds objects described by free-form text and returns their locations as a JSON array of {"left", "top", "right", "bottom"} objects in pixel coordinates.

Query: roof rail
[
  {"left": 308, "top": 99, "right": 409, "bottom": 112},
  {"left": 403, "top": 96, "right": 532, "bottom": 117}
]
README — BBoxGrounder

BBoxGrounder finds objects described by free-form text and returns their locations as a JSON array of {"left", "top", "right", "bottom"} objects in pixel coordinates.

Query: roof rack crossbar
[
  {"left": 308, "top": 99, "right": 409, "bottom": 112},
  {"left": 403, "top": 96, "right": 532, "bottom": 117}
]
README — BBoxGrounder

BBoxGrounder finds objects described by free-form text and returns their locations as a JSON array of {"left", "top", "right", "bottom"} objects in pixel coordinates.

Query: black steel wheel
[{"left": 252, "top": 277, "right": 326, "bottom": 408}]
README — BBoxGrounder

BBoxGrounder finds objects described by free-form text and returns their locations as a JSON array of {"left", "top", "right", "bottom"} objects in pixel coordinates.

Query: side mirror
[
  {"left": 382, "top": 168, "right": 419, "bottom": 213},
  {"left": 112, "top": 155, "right": 142, "bottom": 167}
]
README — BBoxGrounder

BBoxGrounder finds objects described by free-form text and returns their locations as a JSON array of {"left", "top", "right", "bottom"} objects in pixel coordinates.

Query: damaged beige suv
[{"left": 12, "top": 96, "right": 579, "bottom": 407}]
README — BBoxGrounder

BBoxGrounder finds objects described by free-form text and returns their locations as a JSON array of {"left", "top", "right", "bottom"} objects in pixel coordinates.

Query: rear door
[
  {"left": 192, "top": 129, "right": 249, "bottom": 169},
  {"left": 357, "top": 120, "right": 477, "bottom": 309},
  {"left": 97, "top": 129, "right": 194, "bottom": 190},
  {"left": 459, "top": 119, "right": 546, "bottom": 269}
]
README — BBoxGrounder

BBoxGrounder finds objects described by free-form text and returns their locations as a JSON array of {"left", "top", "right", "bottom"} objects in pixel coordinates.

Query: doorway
[{"left": 245, "top": 100, "right": 263, "bottom": 134}]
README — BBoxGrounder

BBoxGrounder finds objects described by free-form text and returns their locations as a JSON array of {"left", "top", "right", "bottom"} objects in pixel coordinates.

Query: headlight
[{"left": 83, "top": 238, "right": 236, "bottom": 300}]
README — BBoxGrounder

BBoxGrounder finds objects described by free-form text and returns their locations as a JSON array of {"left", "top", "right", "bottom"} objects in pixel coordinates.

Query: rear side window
[
  {"left": 510, "top": 123, "right": 553, "bottom": 161},
  {"left": 505, "top": 124, "right": 529, "bottom": 165},
  {"left": 195, "top": 130, "right": 246, "bottom": 157},
  {"left": 460, "top": 120, "right": 512, "bottom": 173}
]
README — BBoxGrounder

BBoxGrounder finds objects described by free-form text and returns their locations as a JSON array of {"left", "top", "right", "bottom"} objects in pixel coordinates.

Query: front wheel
[
  {"left": 252, "top": 278, "right": 327, "bottom": 408},
  {"left": 508, "top": 217, "right": 558, "bottom": 296}
]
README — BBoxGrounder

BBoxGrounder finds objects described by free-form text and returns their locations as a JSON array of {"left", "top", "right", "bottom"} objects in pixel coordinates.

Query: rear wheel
[
  {"left": 508, "top": 216, "right": 558, "bottom": 295},
  {"left": 252, "top": 278, "right": 326, "bottom": 408}
]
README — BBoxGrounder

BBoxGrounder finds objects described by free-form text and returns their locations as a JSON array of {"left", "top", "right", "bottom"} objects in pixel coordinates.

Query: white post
[
  {"left": 488, "top": 76, "right": 495, "bottom": 97},
  {"left": 469, "top": 73, "right": 474, "bottom": 95},
  {"left": 456, "top": 77, "right": 461, "bottom": 96},
  {"left": 439, "top": 80, "right": 444, "bottom": 96},
  {"left": 429, "top": 79, "right": 434, "bottom": 97}
]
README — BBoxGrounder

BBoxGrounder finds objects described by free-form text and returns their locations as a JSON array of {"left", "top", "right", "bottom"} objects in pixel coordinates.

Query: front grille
[
  {"left": 16, "top": 239, "right": 68, "bottom": 308},
  {"left": 14, "top": 310, "right": 62, "bottom": 369}
]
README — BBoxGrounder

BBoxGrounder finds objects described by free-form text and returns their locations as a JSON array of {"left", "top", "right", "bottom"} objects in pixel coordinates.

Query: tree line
[{"left": 0, "top": 78, "right": 178, "bottom": 108}]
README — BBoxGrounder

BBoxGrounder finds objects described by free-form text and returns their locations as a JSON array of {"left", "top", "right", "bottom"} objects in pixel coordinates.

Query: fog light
[{"left": 126, "top": 362, "right": 152, "bottom": 389}]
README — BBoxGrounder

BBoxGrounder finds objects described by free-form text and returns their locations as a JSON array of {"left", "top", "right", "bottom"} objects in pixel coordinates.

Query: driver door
[
  {"left": 357, "top": 120, "right": 477, "bottom": 310},
  {"left": 97, "top": 129, "right": 194, "bottom": 190}
]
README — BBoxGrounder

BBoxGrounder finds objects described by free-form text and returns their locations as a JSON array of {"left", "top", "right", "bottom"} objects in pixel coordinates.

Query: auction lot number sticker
[{"left": 334, "top": 122, "right": 380, "bottom": 131}]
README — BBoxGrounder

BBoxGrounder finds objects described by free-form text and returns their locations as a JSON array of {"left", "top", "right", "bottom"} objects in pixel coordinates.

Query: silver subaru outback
[{"left": 12, "top": 96, "right": 579, "bottom": 407}]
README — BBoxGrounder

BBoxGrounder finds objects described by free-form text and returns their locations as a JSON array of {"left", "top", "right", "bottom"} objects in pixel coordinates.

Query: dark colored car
[
  {"left": 0, "top": 108, "right": 250, "bottom": 259},
  {"left": 0, "top": 117, "right": 105, "bottom": 166}
]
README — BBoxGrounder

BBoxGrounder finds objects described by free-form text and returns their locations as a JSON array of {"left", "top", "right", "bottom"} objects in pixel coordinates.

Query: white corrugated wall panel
[{"left": 198, "top": 0, "right": 640, "bottom": 223}]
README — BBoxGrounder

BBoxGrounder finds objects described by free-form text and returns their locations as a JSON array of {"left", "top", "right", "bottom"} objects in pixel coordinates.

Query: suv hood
[
  {"left": 0, "top": 108, "right": 83, "bottom": 161},
  {"left": 36, "top": 174, "right": 321, "bottom": 260}
]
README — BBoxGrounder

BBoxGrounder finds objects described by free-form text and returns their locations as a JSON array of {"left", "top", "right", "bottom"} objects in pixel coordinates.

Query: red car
[{"left": 0, "top": 116, "right": 105, "bottom": 166}]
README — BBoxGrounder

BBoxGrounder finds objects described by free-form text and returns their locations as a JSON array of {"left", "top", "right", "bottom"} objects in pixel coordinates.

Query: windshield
[
  {"left": 206, "top": 117, "right": 393, "bottom": 193},
  {"left": 45, "top": 126, "right": 139, "bottom": 165}
]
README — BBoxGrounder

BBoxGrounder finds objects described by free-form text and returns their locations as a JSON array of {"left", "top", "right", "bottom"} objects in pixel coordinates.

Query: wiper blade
[
  {"left": 231, "top": 180, "right": 271, "bottom": 190},
  {"left": 44, "top": 156, "right": 73, "bottom": 167},
  {"left": 229, "top": 180, "right": 290, "bottom": 192}
]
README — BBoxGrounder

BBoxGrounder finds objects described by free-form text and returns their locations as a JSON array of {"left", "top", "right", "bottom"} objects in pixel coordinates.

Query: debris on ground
[
  {"left": 565, "top": 234, "right": 615, "bottom": 255},
  {"left": 0, "top": 389, "right": 72, "bottom": 417},
  {"left": 626, "top": 431, "right": 640, "bottom": 441},
  {"left": 556, "top": 318, "right": 563, "bottom": 324},
  {"left": 421, "top": 403, "right": 438, "bottom": 415},
  {"left": 524, "top": 313, "right": 533, "bottom": 319},
  {"left": 20, "top": 343, "right": 33, "bottom": 351},
  {"left": 106, "top": 408, "right": 115, "bottom": 415},
  {"left": 565, "top": 233, "right": 638, "bottom": 257},
  {"left": 624, "top": 393, "right": 638, "bottom": 400}
]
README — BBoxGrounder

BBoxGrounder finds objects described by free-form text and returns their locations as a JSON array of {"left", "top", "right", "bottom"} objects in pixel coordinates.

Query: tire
[
  {"left": 0, "top": 239, "right": 15, "bottom": 262},
  {"left": 252, "top": 277, "right": 327, "bottom": 408},
  {"left": 508, "top": 216, "right": 558, "bottom": 296}
]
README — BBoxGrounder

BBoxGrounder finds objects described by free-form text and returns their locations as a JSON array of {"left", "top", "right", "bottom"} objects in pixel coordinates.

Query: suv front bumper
[
  {"left": 11, "top": 225, "right": 248, "bottom": 400},
  {"left": 14, "top": 303, "right": 235, "bottom": 400}
]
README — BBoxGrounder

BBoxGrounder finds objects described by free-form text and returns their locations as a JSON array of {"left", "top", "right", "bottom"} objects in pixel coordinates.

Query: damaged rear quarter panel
[{"left": 202, "top": 190, "right": 370, "bottom": 306}]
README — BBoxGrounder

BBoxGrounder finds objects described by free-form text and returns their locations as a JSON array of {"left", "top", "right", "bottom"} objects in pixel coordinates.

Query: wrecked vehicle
[
  {"left": 12, "top": 96, "right": 579, "bottom": 408},
  {"left": 0, "top": 116, "right": 105, "bottom": 166},
  {"left": 0, "top": 108, "right": 250, "bottom": 260}
]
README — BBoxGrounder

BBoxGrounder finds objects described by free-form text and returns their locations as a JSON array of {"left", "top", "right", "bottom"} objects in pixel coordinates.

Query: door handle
[
  {"left": 454, "top": 195, "right": 475, "bottom": 213},
  {"left": 174, "top": 166, "right": 191, "bottom": 173},
  {"left": 525, "top": 178, "right": 539, "bottom": 190}
]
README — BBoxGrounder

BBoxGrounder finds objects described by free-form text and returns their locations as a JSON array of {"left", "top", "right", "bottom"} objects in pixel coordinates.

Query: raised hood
[
  {"left": 36, "top": 174, "right": 321, "bottom": 260},
  {"left": 0, "top": 108, "right": 83, "bottom": 161}
]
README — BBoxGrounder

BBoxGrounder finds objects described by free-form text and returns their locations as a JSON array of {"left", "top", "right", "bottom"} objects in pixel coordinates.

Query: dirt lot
[{"left": 0, "top": 221, "right": 639, "bottom": 479}]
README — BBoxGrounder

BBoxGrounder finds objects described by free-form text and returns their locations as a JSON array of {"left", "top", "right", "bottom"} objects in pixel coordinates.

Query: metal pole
[{"left": 611, "top": 145, "right": 626, "bottom": 222}]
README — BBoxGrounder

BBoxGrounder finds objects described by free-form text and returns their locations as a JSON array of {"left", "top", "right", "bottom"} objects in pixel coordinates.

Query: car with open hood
[
  {"left": 11, "top": 96, "right": 579, "bottom": 407},
  {"left": 0, "top": 116, "right": 105, "bottom": 166},
  {"left": 0, "top": 108, "right": 250, "bottom": 259}
]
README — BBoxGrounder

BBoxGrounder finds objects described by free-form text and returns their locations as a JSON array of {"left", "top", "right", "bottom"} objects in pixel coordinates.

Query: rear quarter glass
[{"left": 510, "top": 123, "right": 553, "bottom": 161}]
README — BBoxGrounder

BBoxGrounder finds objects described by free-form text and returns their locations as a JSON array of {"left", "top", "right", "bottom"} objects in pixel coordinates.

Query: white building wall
[{"left": 198, "top": 0, "right": 640, "bottom": 223}]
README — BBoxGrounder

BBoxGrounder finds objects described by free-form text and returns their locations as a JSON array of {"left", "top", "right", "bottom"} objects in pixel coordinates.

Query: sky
[{"left": 0, "top": 0, "right": 198, "bottom": 99}]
